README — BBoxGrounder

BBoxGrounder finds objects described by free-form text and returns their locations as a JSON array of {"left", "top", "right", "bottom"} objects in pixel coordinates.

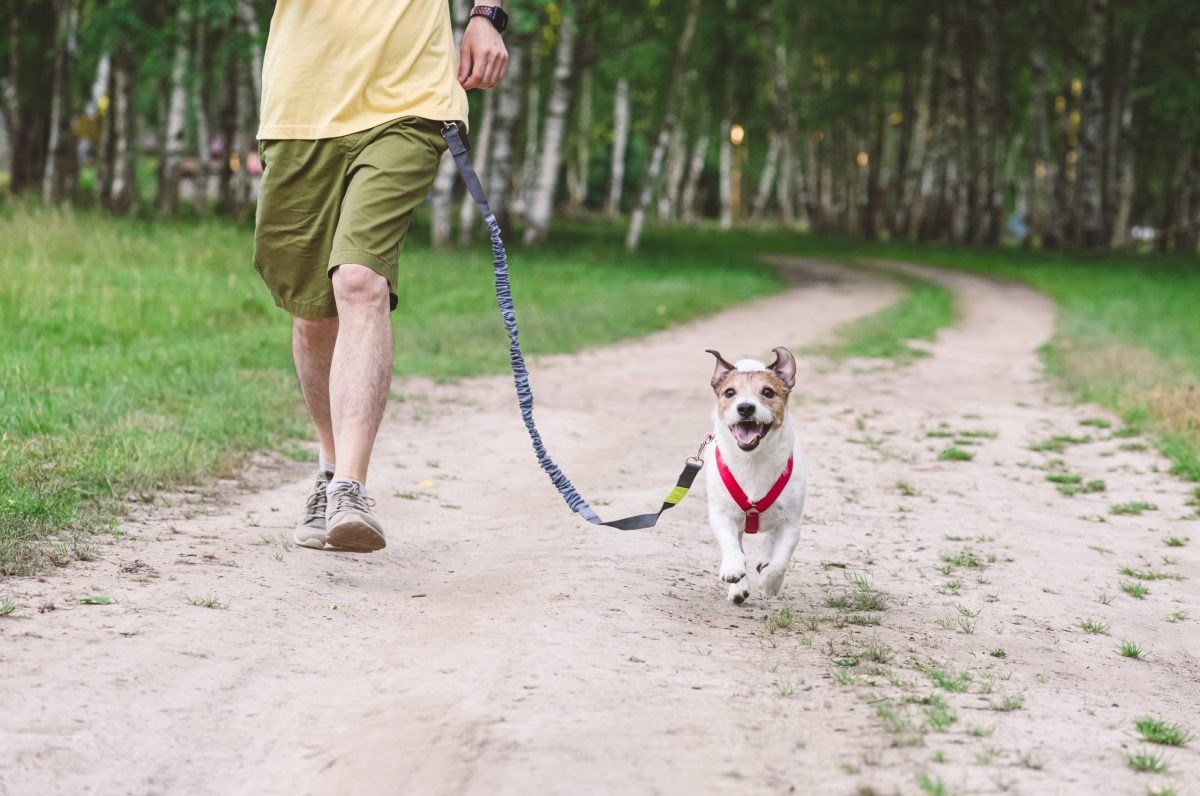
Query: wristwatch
[{"left": 469, "top": 5, "right": 508, "bottom": 33}]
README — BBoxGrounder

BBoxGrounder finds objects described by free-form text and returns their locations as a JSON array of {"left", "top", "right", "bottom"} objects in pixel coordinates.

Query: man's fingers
[{"left": 458, "top": 47, "right": 473, "bottom": 85}]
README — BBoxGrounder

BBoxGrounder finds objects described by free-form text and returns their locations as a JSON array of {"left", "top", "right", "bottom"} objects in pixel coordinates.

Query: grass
[
  {"left": 1125, "top": 749, "right": 1169, "bottom": 773},
  {"left": 915, "top": 772, "right": 949, "bottom": 795},
  {"left": 1120, "top": 581, "right": 1150, "bottom": 599},
  {"left": 995, "top": 696, "right": 1024, "bottom": 712},
  {"left": 0, "top": 208, "right": 782, "bottom": 574},
  {"left": 1078, "top": 618, "right": 1111, "bottom": 634},
  {"left": 0, "top": 596, "right": 17, "bottom": 616},
  {"left": 187, "top": 595, "right": 228, "bottom": 609},
  {"left": 809, "top": 269, "right": 955, "bottom": 362},
  {"left": 1163, "top": 535, "right": 1188, "bottom": 547},
  {"left": 938, "top": 447, "right": 974, "bottom": 462},
  {"left": 1117, "top": 640, "right": 1147, "bottom": 659},
  {"left": 929, "top": 667, "right": 972, "bottom": 692},
  {"left": 1112, "top": 501, "right": 1158, "bottom": 516},
  {"left": 1134, "top": 717, "right": 1192, "bottom": 746},
  {"left": 1119, "top": 566, "right": 1181, "bottom": 582},
  {"left": 1030, "top": 434, "right": 1093, "bottom": 453}
]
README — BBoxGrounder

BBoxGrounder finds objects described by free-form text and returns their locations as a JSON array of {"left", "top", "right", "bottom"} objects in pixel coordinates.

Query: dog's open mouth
[{"left": 730, "top": 420, "right": 771, "bottom": 450}]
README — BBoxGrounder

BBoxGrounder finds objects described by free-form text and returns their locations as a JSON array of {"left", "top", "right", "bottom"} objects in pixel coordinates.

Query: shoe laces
[
  {"left": 328, "top": 480, "right": 375, "bottom": 515},
  {"left": 301, "top": 473, "right": 331, "bottom": 523}
]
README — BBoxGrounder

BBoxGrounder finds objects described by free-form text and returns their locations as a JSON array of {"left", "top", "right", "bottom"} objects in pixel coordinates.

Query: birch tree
[
  {"left": 625, "top": 0, "right": 700, "bottom": 250},
  {"left": 523, "top": 2, "right": 577, "bottom": 246},
  {"left": 157, "top": 4, "right": 192, "bottom": 214},
  {"left": 604, "top": 78, "right": 629, "bottom": 218},
  {"left": 42, "top": 0, "right": 78, "bottom": 204}
]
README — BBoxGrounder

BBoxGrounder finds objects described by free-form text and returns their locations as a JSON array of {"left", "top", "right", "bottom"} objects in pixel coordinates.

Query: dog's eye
[
  {"left": 762, "top": 387, "right": 775, "bottom": 399},
  {"left": 723, "top": 388, "right": 736, "bottom": 399}
]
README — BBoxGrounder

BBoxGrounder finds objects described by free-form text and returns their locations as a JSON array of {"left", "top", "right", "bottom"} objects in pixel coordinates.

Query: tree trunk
[
  {"left": 232, "top": 56, "right": 254, "bottom": 220},
  {"left": 158, "top": 3, "right": 192, "bottom": 214},
  {"left": 1028, "top": 43, "right": 1056, "bottom": 247},
  {"left": 957, "top": 2, "right": 982, "bottom": 244},
  {"left": 566, "top": 68, "right": 591, "bottom": 207},
  {"left": 888, "top": 69, "right": 916, "bottom": 238},
  {"left": 680, "top": 131, "right": 708, "bottom": 225},
  {"left": 624, "top": 0, "right": 700, "bottom": 250},
  {"left": 430, "top": 0, "right": 469, "bottom": 247},
  {"left": 604, "top": 78, "right": 629, "bottom": 218},
  {"left": 750, "top": 133, "right": 782, "bottom": 224},
  {"left": 484, "top": 32, "right": 525, "bottom": 232},
  {"left": 236, "top": 0, "right": 263, "bottom": 108},
  {"left": 457, "top": 90, "right": 496, "bottom": 243},
  {"left": 7, "top": 3, "right": 54, "bottom": 195},
  {"left": 1109, "top": 26, "right": 1140, "bottom": 246},
  {"left": 657, "top": 124, "right": 686, "bottom": 222},
  {"left": 107, "top": 47, "right": 139, "bottom": 215},
  {"left": 718, "top": 116, "right": 733, "bottom": 230},
  {"left": 192, "top": 6, "right": 212, "bottom": 214},
  {"left": 1076, "top": 0, "right": 1108, "bottom": 248},
  {"left": 524, "top": 3, "right": 578, "bottom": 245},
  {"left": 43, "top": 0, "right": 79, "bottom": 204},
  {"left": 513, "top": 35, "right": 542, "bottom": 218}
]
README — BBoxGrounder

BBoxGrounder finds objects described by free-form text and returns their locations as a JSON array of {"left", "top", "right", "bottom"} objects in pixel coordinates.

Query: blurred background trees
[{"left": 1, "top": 0, "right": 1198, "bottom": 253}]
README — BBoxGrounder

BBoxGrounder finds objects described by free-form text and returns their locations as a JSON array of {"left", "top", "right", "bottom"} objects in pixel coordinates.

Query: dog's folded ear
[
  {"left": 767, "top": 346, "right": 797, "bottom": 390},
  {"left": 705, "top": 349, "right": 736, "bottom": 391}
]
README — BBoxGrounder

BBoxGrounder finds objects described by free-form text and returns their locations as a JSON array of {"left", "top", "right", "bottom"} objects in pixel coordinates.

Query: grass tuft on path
[{"left": 0, "top": 208, "right": 781, "bottom": 574}]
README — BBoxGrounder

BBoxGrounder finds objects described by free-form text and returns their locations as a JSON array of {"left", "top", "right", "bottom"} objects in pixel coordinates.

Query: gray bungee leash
[{"left": 440, "top": 121, "right": 707, "bottom": 530}]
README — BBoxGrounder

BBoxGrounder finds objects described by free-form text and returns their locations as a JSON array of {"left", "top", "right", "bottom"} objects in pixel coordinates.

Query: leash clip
[{"left": 687, "top": 433, "right": 716, "bottom": 467}]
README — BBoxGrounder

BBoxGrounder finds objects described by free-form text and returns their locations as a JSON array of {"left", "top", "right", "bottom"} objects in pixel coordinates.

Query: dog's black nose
[{"left": 736, "top": 402, "right": 756, "bottom": 418}]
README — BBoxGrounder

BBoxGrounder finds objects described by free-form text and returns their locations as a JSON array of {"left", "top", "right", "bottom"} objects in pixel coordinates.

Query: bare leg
[
  {"left": 329, "top": 264, "right": 393, "bottom": 483},
  {"left": 292, "top": 315, "right": 339, "bottom": 464}
]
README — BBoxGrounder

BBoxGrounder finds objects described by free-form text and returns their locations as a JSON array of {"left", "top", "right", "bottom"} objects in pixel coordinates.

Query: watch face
[{"left": 473, "top": 5, "right": 507, "bottom": 33}]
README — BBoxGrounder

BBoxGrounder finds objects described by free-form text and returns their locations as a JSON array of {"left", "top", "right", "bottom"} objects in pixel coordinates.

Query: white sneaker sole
[{"left": 326, "top": 517, "right": 386, "bottom": 552}]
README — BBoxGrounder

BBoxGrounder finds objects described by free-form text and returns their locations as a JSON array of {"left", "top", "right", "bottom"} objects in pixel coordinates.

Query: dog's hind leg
[{"left": 759, "top": 521, "right": 802, "bottom": 598}]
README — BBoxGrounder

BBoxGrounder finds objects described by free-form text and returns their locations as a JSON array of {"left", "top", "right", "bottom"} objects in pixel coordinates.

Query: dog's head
[{"left": 706, "top": 347, "right": 796, "bottom": 452}]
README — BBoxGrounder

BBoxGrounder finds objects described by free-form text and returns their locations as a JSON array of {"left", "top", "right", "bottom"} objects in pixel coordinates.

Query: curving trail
[{"left": 3, "top": 259, "right": 1198, "bottom": 796}]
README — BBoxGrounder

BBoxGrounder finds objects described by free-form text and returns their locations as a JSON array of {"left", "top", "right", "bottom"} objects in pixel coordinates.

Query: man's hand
[{"left": 459, "top": 12, "right": 508, "bottom": 90}]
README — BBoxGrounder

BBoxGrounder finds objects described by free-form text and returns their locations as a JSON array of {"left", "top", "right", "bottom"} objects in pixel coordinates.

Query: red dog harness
[{"left": 714, "top": 447, "right": 794, "bottom": 534}]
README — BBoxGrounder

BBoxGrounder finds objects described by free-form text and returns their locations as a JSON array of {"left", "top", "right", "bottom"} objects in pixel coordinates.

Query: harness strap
[
  {"left": 714, "top": 446, "right": 794, "bottom": 534},
  {"left": 442, "top": 122, "right": 702, "bottom": 531}
]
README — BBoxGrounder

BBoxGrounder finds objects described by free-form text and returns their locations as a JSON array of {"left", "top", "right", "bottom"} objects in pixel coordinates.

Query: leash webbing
[{"left": 441, "top": 122, "right": 704, "bottom": 530}]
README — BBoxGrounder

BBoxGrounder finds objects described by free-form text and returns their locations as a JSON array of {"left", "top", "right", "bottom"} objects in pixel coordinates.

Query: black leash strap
[{"left": 441, "top": 121, "right": 706, "bottom": 530}]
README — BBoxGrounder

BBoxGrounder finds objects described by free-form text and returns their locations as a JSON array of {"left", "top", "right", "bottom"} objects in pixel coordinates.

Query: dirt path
[{"left": 3, "top": 260, "right": 1198, "bottom": 796}]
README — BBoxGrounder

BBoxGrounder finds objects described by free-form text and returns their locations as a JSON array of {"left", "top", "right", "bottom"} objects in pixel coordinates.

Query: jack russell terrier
[{"left": 704, "top": 347, "right": 807, "bottom": 604}]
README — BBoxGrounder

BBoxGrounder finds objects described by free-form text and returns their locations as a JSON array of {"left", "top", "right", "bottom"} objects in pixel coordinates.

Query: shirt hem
[{"left": 258, "top": 108, "right": 469, "bottom": 141}]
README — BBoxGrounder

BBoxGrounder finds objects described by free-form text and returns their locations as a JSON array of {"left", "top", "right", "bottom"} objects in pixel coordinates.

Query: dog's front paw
[
  {"left": 727, "top": 582, "right": 751, "bottom": 605},
  {"left": 719, "top": 557, "right": 747, "bottom": 584}
]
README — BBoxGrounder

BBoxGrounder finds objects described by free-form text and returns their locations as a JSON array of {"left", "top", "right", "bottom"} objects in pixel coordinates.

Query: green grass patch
[
  {"left": 0, "top": 208, "right": 782, "bottom": 573},
  {"left": 1125, "top": 748, "right": 1169, "bottom": 773},
  {"left": 1134, "top": 717, "right": 1192, "bottom": 746},
  {"left": 938, "top": 447, "right": 974, "bottom": 462},
  {"left": 808, "top": 270, "right": 955, "bottom": 362},
  {"left": 1112, "top": 501, "right": 1158, "bottom": 516}
]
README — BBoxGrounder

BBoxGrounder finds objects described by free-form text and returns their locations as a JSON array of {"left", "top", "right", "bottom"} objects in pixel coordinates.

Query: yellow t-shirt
[{"left": 257, "top": 0, "right": 469, "bottom": 140}]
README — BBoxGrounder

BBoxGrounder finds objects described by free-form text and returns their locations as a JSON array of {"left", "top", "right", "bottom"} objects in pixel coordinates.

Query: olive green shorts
[{"left": 253, "top": 116, "right": 448, "bottom": 318}]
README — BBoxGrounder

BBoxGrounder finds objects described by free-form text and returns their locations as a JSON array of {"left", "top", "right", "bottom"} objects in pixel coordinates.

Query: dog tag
[{"left": 744, "top": 512, "right": 759, "bottom": 534}]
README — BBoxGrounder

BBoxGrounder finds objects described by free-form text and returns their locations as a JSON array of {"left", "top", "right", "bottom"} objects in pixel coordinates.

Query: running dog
[{"left": 704, "top": 347, "right": 807, "bottom": 604}]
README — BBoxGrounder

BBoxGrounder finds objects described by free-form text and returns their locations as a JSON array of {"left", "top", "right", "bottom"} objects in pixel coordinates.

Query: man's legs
[{"left": 328, "top": 263, "right": 393, "bottom": 484}]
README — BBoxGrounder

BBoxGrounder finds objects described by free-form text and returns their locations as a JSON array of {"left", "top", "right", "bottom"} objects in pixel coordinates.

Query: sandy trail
[{"left": 3, "top": 259, "right": 1199, "bottom": 796}]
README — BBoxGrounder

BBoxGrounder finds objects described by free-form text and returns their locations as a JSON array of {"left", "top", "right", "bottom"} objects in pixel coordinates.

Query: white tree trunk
[
  {"left": 109, "top": 49, "right": 139, "bottom": 215},
  {"left": 513, "top": 43, "right": 542, "bottom": 218},
  {"left": 1075, "top": 0, "right": 1108, "bottom": 247},
  {"left": 485, "top": 33, "right": 525, "bottom": 228},
  {"left": 232, "top": 56, "right": 254, "bottom": 219},
  {"left": 625, "top": 0, "right": 700, "bottom": 249},
  {"left": 604, "top": 78, "right": 629, "bottom": 218},
  {"left": 523, "top": 4, "right": 576, "bottom": 245},
  {"left": 158, "top": 4, "right": 191, "bottom": 214},
  {"left": 680, "top": 132, "right": 708, "bottom": 224},
  {"left": 750, "top": 133, "right": 782, "bottom": 223},
  {"left": 657, "top": 125, "right": 686, "bottom": 222},
  {"left": 567, "top": 69, "right": 591, "bottom": 207},
  {"left": 458, "top": 90, "right": 495, "bottom": 243},
  {"left": 718, "top": 116, "right": 733, "bottom": 229}
]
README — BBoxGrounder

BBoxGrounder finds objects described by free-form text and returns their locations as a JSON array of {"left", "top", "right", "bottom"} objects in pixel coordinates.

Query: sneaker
[
  {"left": 325, "top": 479, "right": 386, "bottom": 552},
  {"left": 294, "top": 471, "right": 333, "bottom": 550}
]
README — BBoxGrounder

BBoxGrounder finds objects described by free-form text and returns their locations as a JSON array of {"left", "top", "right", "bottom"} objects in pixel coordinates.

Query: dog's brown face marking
[{"left": 706, "top": 348, "right": 797, "bottom": 450}]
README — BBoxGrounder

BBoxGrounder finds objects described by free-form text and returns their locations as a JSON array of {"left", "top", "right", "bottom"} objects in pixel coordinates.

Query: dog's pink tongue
[{"left": 732, "top": 423, "right": 760, "bottom": 446}]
